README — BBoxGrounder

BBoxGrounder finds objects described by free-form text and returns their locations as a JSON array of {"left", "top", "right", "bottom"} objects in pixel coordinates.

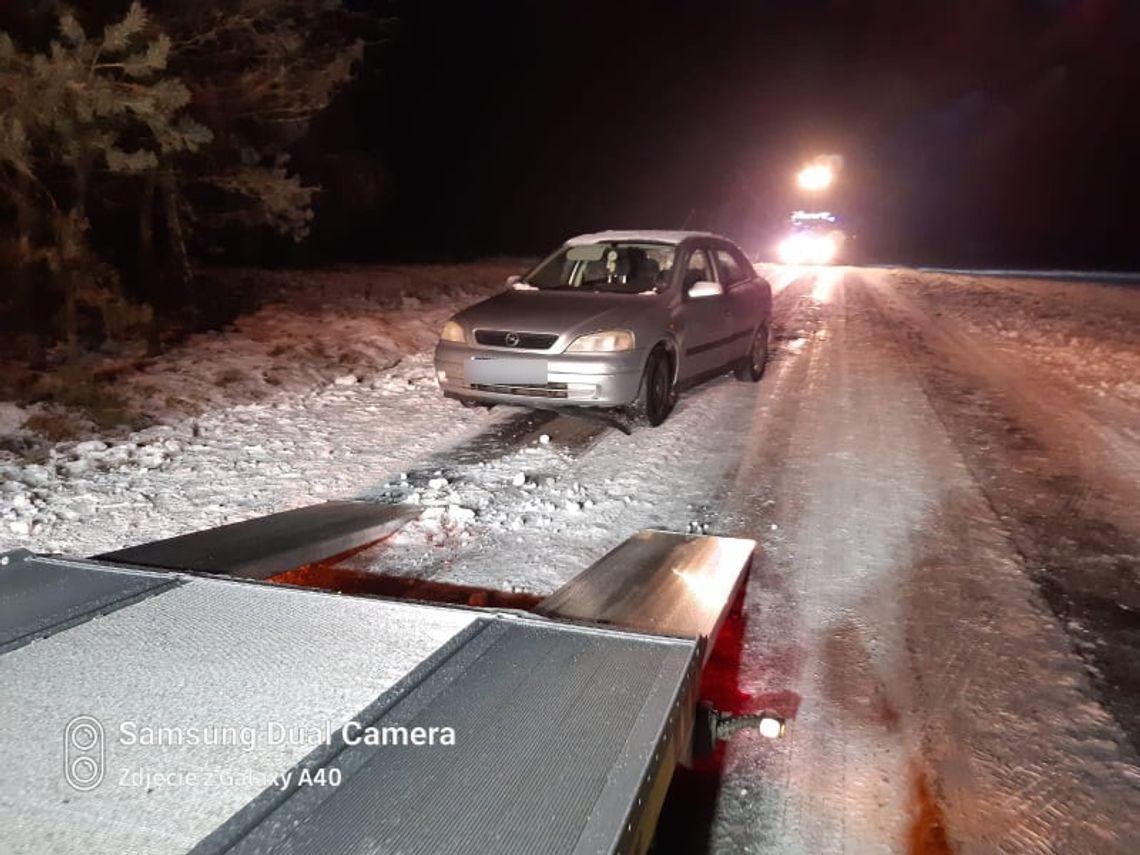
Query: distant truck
[{"left": 777, "top": 210, "right": 845, "bottom": 265}]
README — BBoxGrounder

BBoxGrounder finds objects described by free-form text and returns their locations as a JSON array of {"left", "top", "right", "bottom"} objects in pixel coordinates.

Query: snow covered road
[
  {"left": 664, "top": 269, "right": 1140, "bottom": 854},
  {"left": 2, "top": 263, "right": 1138, "bottom": 853},
  {"left": 347, "top": 265, "right": 1140, "bottom": 852}
]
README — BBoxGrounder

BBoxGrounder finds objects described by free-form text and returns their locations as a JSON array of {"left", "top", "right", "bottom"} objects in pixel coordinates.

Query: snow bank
[
  {"left": 0, "top": 263, "right": 523, "bottom": 554},
  {"left": 895, "top": 271, "right": 1140, "bottom": 407}
]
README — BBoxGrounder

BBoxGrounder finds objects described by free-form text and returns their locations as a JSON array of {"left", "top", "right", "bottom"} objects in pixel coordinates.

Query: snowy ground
[
  {"left": 0, "top": 263, "right": 518, "bottom": 552},
  {"left": 2, "top": 263, "right": 1139, "bottom": 852}
]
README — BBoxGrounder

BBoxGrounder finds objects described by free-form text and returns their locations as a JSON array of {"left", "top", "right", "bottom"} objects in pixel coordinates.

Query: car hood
[{"left": 453, "top": 290, "right": 660, "bottom": 340}]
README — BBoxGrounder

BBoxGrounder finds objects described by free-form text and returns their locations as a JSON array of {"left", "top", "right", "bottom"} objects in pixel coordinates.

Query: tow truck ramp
[{"left": 0, "top": 529, "right": 754, "bottom": 855}]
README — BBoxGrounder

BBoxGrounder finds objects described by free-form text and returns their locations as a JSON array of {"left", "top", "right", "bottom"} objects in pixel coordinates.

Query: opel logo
[{"left": 504, "top": 332, "right": 521, "bottom": 348}]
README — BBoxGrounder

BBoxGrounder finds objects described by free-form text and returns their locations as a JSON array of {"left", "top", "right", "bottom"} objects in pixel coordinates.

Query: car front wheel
[{"left": 630, "top": 348, "right": 675, "bottom": 427}]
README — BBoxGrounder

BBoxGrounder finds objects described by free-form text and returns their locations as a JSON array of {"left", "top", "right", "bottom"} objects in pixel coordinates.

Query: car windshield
[{"left": 523, "top": 242, "right": 675, "bottom": 294}]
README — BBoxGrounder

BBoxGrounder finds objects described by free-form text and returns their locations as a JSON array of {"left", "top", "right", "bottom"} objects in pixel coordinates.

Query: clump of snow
[{"left": 0, "top": 403, "right": 29, "bottom": 436}]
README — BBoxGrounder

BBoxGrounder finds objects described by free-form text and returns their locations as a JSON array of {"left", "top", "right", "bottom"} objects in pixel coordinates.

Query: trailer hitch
[{"left": 693, "top": 702, "right": 786, "bottom": 756}]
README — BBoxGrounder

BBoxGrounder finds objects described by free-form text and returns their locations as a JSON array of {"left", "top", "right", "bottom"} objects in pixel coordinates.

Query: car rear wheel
[
  {"left": 630, "top": 348, "right": 675, "bottom": 427},
  {"left": 734, "top": 323, "right": 769, "bottom": 382}
]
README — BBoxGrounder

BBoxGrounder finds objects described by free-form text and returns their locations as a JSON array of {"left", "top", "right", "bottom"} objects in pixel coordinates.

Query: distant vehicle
[
  {"left": 777, "top": 210, "right": 844, "bottom": 265},
  {"left": 434, "top": 230, "right": 773, "bottom": 426}
]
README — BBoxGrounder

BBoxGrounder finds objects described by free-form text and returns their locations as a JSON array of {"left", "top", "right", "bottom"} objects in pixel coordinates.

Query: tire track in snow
[
  {"left": 863, "top": 270, "right": 1140, "bottom": 753},
  {"left": 696, "top": 270, "right": 919, "bottom": 854}
]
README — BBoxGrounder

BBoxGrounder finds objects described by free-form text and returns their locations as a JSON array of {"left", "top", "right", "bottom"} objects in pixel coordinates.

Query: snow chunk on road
[{"left": 447, "top": 505, "right": 476, "bottom": 523}]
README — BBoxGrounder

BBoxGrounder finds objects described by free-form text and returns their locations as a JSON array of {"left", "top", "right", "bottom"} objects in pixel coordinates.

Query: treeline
[{"left": 0, "top": 1, "right": 381, "bottom": 364}]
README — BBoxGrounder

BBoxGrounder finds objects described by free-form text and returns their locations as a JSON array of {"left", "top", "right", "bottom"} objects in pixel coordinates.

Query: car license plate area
[{"left": 464, "top": 358, "right": 548, "bottom": 385}]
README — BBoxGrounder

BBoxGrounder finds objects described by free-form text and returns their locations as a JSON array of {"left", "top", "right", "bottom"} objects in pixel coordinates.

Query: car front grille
[
  {"left": 474, "top": 330, "right": 559, "bottom": 350},
  {"left": 470, "top": 382, "right": 569, "bottom": 399}
]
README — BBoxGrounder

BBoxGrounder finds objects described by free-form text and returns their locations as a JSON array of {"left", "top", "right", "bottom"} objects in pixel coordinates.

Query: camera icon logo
[{"left": 64, "top": 715, "right": 105, "bottom": 791}]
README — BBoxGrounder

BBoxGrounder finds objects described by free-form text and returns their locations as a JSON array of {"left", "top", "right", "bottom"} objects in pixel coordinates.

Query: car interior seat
[{"left": 621, "top": 248, "right": 660, "bottom": 291}]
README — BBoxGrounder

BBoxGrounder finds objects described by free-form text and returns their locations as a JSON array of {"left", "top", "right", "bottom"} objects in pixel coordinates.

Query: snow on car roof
[{"left": 566, "top": 229, "right": 722, "bottom": 246}]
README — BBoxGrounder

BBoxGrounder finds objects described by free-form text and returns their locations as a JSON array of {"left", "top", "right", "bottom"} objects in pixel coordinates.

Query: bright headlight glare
[
  {"left": 440, "top": 320, "right": 465, "bottom": 343},
  {"left": 777, "top": 234, "right": 811, "bottom": 264},
  {"left": 797, "top": 164, "right": 834, "bottom": 191},
  {"left": 566, "top": 330, "right": 635, "bottom": 353},
  {"left": 815, "top": 236, "right": 838, "bottom": 264},
  {"left": 778, "top": 233, "right": 838, "bottom": 265}
]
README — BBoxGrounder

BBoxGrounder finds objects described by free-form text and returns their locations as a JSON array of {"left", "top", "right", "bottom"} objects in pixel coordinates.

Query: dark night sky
[{"left": 319, "top": 0, "right": 1140, "bottom": 267}]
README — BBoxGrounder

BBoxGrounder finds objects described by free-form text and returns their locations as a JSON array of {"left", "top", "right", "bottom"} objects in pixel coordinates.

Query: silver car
[{"left": 434, "top": 230, "right": 773, "bottom": 426}]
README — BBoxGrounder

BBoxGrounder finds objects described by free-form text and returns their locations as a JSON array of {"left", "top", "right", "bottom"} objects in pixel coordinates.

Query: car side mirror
[{"left": 687, "top": 280, "right": 724, "bottom": 299}]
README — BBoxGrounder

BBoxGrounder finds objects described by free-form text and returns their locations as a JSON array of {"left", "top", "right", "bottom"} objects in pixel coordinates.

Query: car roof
[{"left": 565, "top": 229, "right": 726, "bottom": 247}]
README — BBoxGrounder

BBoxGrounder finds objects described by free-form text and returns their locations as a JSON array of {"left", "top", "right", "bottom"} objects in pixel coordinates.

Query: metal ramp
[
  {"left": 100, "top": 500, "right": 417, "bottom": 579},
  {"left": 0, "top": 528, "right": 754, "bottom": 855},
  {"left": 537, "top": 530, "right": 754, "bottom": 663},
  {"left": 0, "top": 549, "right": 179, "bottom": 654}
]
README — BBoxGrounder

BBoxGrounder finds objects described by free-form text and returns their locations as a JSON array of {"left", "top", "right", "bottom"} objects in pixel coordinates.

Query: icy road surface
[
  {"left": 349, "top": 266, "right": 1140, "bottom": 853},
  {"left": 2, "top": 264, "right": 1139, "bottom": 853}
]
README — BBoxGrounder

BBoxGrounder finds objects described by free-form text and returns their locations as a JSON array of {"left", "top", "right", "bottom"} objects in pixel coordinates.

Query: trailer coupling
[{"left": 694, "top": 702, "right": 787, "bottom": 757}]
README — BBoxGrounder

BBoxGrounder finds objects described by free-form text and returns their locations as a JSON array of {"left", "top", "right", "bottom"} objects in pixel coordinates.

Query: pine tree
[
  {"left": 160, "top": 0, "right": 366, "bottom": 246},
  {"left": 0, "top": 3, "right": 210, "bottom": 357},
  {"left": 0, "top": 1, "right": 376, "bottom": 362}
]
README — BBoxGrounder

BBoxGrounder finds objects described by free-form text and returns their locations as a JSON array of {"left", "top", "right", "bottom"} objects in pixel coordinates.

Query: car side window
[
  {"left": 682, "top": 248, "right": 713, "bottom": 292},
  {"left": 713, "top": 247, "right": 749, "bottom": 287},
  {"left": 733, "top": 246, "right": 755, "bottom": 281}
]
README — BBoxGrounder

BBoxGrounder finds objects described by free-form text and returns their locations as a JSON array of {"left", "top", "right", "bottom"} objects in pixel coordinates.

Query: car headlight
[
  {"left": 566, "top": 330, "right": 635, "bottom": 353},
  {"left": 778, "top": 234, "right": 811, "bottom": 264},
  {"left": 778, "top": 232, "right": 839, "bottom": 265},
  {"left": 814, "top": 235, "right": 838, "bottom": 264},
  {"left": 440, "top": 320, "right": 465, "bottom": 343}
]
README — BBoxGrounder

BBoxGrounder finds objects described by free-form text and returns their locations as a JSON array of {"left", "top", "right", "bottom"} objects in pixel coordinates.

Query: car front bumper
[{"left": 434, "top": 342, "right": 646, "bottom": 407}]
